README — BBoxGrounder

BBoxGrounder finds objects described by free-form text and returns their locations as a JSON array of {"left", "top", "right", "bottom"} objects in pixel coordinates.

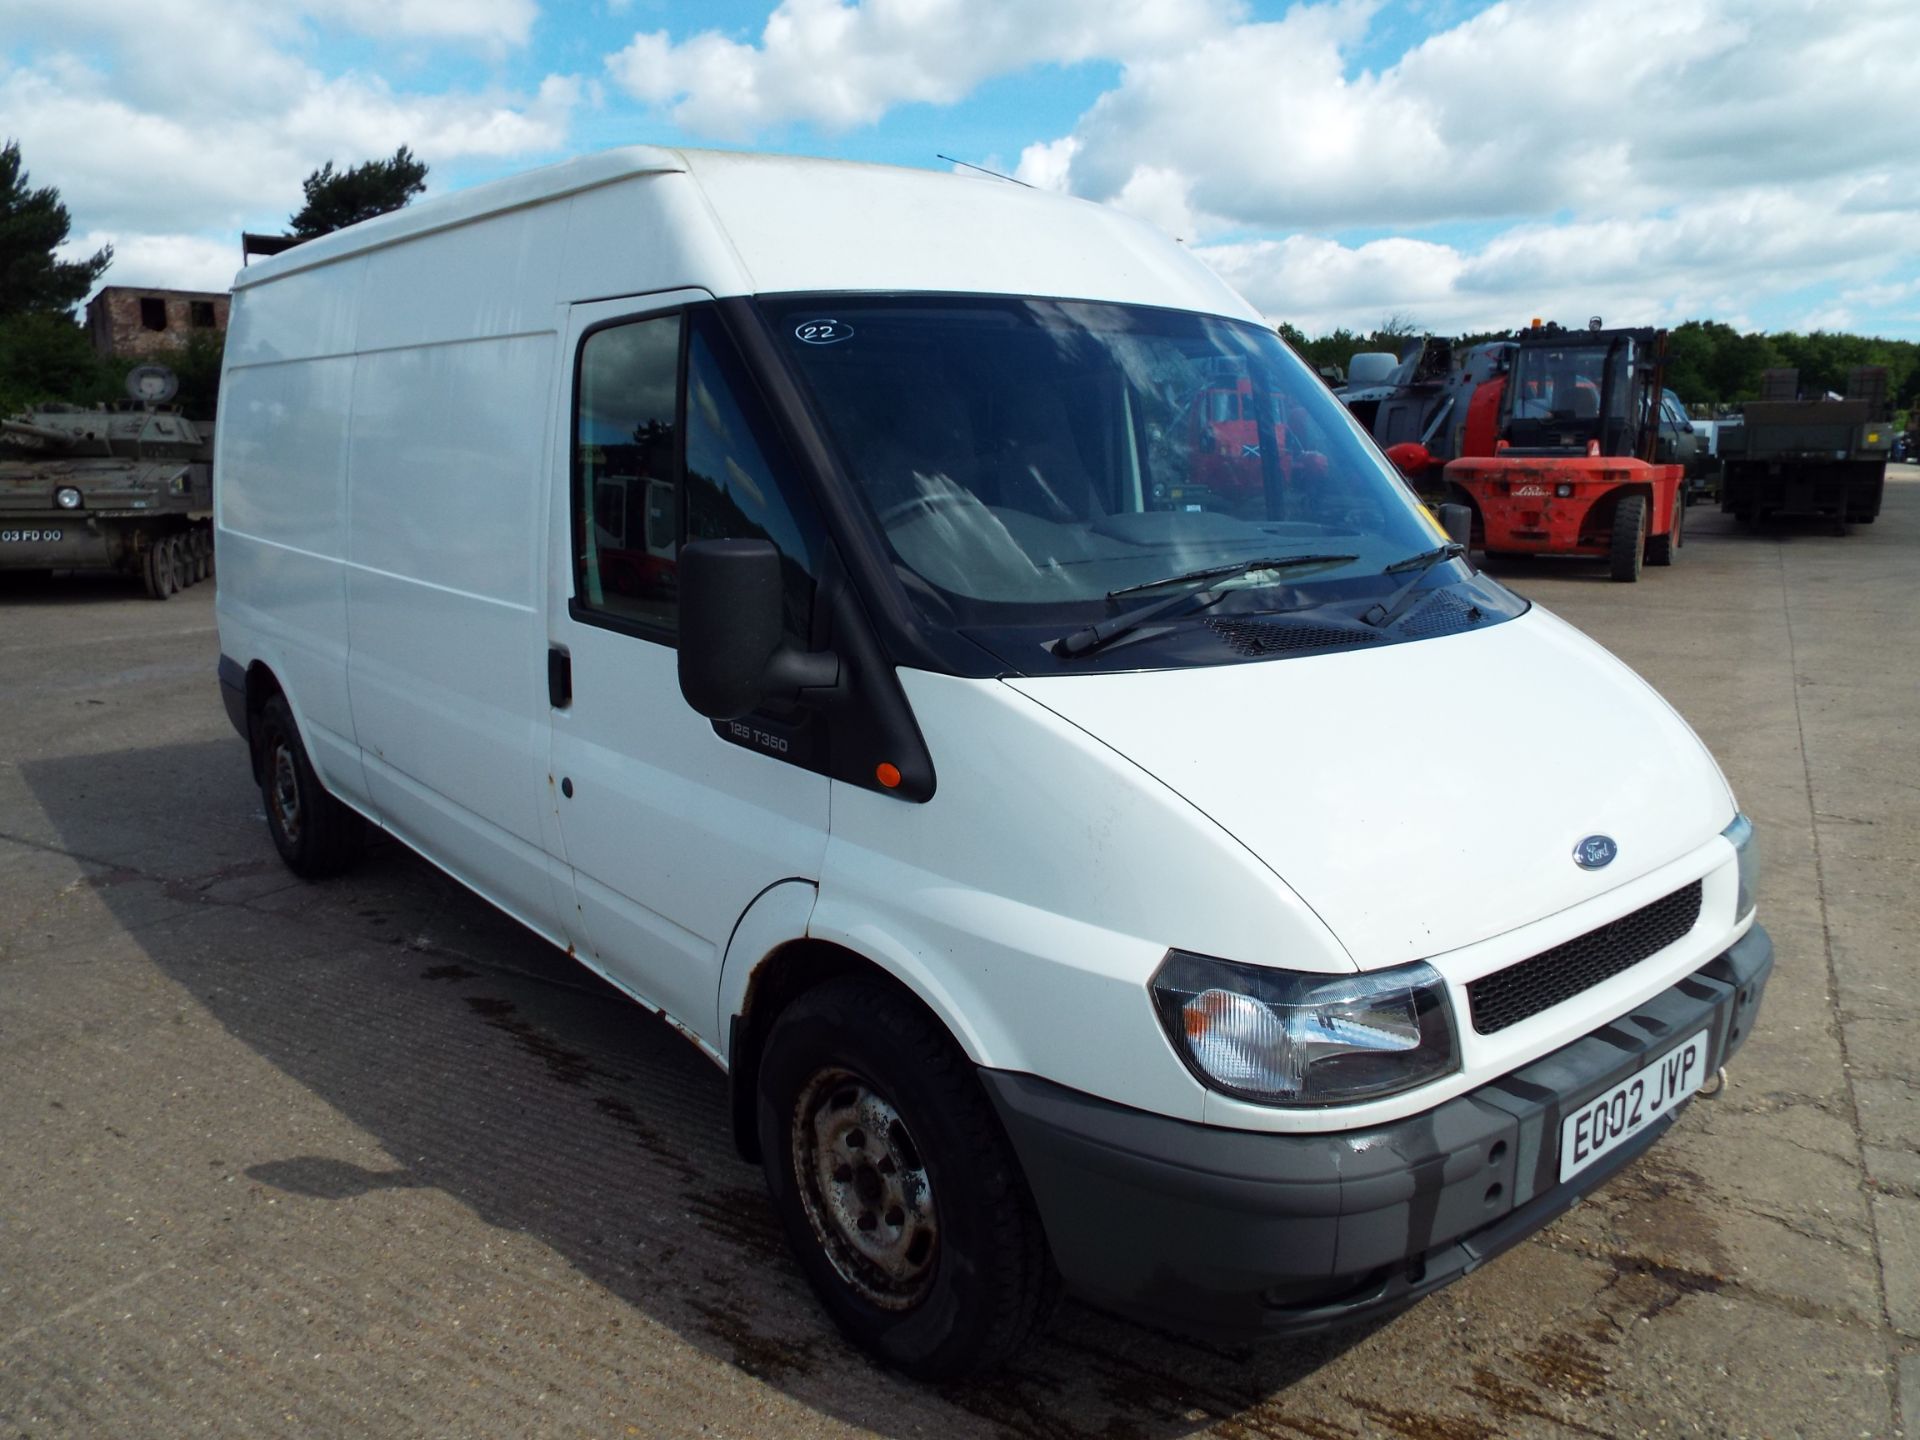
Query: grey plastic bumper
[{"left": 983, "top": 925, "right": 1772, "bottom": 1337}]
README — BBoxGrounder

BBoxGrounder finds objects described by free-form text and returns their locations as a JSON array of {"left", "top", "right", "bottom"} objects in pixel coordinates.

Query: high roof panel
[{"left": 232, "top": 146, "right": 687, "bottom": 289}]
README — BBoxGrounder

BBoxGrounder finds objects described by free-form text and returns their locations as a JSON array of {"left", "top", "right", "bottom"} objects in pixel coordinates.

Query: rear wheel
[
  {"left": 757, "top": 977, "right": 1058, "bottom": 1379},
  {"left": 191, "top": 530, "right": 210, "bottom": 582},
  {"left": 258, "top": 695, "right": 366, "bottom": 877},
  {"left": 167, "top": 536, "right": 190, "bottom": 591},
  {"left": 1646, "top": 496, "right": 1682, "bottom": 566},
  {"left": 1610, "top": 494, "right": 1647, "bottom": 582}
]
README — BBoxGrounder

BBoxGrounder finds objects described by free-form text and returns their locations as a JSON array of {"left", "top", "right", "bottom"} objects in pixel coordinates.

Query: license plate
[
  {"left": 1, "top": 528, "right": 62, "bottom": 543},
  {"left": 1558, "top": 1030, "right": 1709, "bottom": 1182}
]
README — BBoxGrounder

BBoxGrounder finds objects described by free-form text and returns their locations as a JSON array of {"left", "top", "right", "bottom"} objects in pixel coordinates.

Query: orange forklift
[{"left": 1443, "top": 321, "right": 1684, "bottom": 582}]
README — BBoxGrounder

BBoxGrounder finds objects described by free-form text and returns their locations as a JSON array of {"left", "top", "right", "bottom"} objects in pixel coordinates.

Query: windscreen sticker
[{"left": 794, "top": 319, "right": 854, "bottom": 345}]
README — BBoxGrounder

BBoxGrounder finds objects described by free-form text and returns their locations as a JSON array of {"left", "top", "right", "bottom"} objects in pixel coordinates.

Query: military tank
[{"left": 0, "top": 364, "right": 214, "bottom": 598}]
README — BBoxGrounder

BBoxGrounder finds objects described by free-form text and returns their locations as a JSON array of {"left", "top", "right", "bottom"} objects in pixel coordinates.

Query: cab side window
[
  {"left": 574, "top": 313, "right": 682, "bottom": 632},
  {"left": 571, "top": 308, "right": 820, "bottom": 642}
]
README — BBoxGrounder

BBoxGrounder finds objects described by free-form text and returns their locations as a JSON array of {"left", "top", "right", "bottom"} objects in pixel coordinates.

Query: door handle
[{"left": 548, "top": 646, "right": 572, "bottom": 709}]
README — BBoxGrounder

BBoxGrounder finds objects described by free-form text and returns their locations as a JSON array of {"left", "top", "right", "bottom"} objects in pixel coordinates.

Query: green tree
[
  {"left": 0, "top": 141, "right": 118, "bottom": 412},
  {"left": 0, "top": 312, "right": 117, "bottom": 414},
  {"left": 0, "top": 139, "right": 112, "bottom": 318},
  {"left": 169, "top": 329, "right": 226, "bottom": 420},
  {"left": 289, "top": 146, "right": 429, "bottom": 240}
]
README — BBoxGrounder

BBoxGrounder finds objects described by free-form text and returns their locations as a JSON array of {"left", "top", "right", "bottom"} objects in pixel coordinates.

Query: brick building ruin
[{"left": 85, "top": 286, "right": 230, "bottom": 360}]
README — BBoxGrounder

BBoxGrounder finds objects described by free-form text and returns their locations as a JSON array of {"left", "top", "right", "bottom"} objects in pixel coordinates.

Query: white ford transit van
[{"left": 214, "top": 147, "right": 1769, "bottom": 1378}]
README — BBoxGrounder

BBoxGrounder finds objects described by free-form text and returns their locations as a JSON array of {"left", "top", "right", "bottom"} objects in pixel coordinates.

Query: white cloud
[
  {"left": 606, "top": 0, "right": 1238, "bottom": 138},
  {"left": 313, "top": 0, "right": 538, "bottom": 47},
  {"left": 60, "top": 231, "right": 244, "bottom": 298},
  {"left": 1012, "top": 136, "right": 1080, "bottom": 192},
  {"left": 1010, "top": 0, "right": 1920, "bottom": 337},
  {"left": 1196, "top": 179, "right": 1919, "bottom": 336},
  {"left": 1, "top": 1, "right": 581, "bottom": 293},
  {"left": 1032, "top": 0, "right": 1920, "bottom": 236}
]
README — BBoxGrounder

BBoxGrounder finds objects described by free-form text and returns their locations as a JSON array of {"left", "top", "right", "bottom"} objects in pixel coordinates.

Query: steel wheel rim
[
  {"left": 270, "top": 743, "right": 302, "bottom": 842},
  {"left": 791, "top": 1067, "right": 938, "bottom": 1310}
]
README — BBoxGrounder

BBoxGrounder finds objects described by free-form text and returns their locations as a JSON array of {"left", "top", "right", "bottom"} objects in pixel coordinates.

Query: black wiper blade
[
  {"left": 1363, "top": 542, "right": 1468, "bottom": 628},
  {"left": 1381, "top": 541, "right": 1466, "bottom": 576},
  {"left": 1107, "top": 554, "right": 1361, "bottom": 599},
  {"left": 1055, "top": 554, "right": 1357, "bottom": 659}
]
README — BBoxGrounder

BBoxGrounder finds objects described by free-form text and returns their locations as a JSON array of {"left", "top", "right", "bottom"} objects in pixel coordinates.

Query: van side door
[{"left": 545, "top": 295, "right": 829, "bottom": 1049}]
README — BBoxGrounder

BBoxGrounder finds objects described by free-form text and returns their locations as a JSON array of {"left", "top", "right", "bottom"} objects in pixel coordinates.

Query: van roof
[
  {"left": 232, "top": 146, "right": 690, "bottom": 287},
  {"left": 231, "top": 146, "right": 1258, "bottom": 322}
]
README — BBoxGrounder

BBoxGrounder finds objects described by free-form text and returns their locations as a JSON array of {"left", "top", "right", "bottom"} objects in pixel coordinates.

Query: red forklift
[{"left": 1442, "top": 321, "right": 1684, "bottom": 582}]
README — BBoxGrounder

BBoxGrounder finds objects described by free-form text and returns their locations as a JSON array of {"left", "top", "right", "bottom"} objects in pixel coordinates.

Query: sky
[{"left": 6, "top": 0, "right": 1918, "bottom": 340}]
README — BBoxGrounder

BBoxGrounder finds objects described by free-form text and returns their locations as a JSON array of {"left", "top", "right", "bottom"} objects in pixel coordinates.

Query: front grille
[
  {"left": 1467, "top": 880, "right": 1703, "bottom": 1035},
  {"left": 1204, "top": 617, "right": 1379, "bottom": 657}
]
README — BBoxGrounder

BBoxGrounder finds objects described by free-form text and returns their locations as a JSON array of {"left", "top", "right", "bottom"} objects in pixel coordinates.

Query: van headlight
[
  {"left": 1150, "top": 952, "right": 1458, "bottom": 1106},
  {"left": 1723, "top": 813, "right": 1757, "bottom": 921}
]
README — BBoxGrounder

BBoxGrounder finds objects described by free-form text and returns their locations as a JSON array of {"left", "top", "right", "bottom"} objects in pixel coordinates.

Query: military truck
[
  {"left": 0, "top": 365, "right": 213, "bottom": 598},
  {"left": 1718, "top": 366, "right": 1891, "bottom": 529}
]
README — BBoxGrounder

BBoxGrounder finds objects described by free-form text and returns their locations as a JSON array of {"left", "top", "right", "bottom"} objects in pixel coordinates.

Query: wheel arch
[
  {"left": 723, "top": 927, "right": 983, "bottom": 1166},
  {"left": 241, "top": 660, "right": 286, "bottom": 784}
]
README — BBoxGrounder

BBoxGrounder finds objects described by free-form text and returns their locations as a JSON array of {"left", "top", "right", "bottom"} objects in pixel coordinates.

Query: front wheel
[
  {"left": 1646, "top": 495, "right": 1682, "bottom": 566},
  {"left": 757, "top": 978, "right": 1058, "bottom": 1378},
  {"left": 1611, "top": 494, "right": 1648, "bottom": 581}
]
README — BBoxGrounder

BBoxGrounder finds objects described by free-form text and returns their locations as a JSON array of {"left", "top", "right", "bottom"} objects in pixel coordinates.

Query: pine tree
[
  {"left": 288, "top": 146, "right": 429, "bottom": 240},
  {"left": 0, "top": 140, "right": 112, "bottom": 318}
]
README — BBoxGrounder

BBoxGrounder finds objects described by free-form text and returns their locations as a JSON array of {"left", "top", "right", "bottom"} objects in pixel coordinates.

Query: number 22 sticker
[{"left": 794, "top": 319, "right": 853, "bottom": 345}]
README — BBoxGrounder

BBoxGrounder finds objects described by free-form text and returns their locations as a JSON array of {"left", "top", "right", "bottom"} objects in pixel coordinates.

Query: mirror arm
[{"left": 763, "top": 643, "right": 840, "bottom": 698}]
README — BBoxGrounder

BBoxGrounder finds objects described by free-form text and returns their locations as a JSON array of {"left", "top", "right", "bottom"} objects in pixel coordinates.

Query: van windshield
[
  {"left": 763, "top": 296, "right": 1508, "bottom": 666},
  {"left": 768, "top": 299, "right": 1443, "bottom": 599}
]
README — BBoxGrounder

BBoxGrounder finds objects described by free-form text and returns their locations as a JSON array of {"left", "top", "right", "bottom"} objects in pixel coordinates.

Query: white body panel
[
  {"left": 1006, "top": 606, "right": 1736, "bottom": 969},
  {"left": 214, "top": 144, "right": 1750, "bottom": 1141},
  {"left": 544, "top": 293, "right": 831, "bottom": 1041}
]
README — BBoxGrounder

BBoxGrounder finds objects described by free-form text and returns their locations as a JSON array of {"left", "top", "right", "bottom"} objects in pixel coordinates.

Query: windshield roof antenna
[{"left": 936, "top": 154, "right": 1032, "bottom": 188}]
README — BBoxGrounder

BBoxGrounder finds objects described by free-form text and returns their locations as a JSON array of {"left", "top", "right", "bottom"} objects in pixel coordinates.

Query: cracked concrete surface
[{"left": 1, "top": 479, "right": 1915, "bottom": 1438}]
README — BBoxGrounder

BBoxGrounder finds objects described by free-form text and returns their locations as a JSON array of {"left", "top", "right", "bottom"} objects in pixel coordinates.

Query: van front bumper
[{"left": 981, "top": 924, "right": 1771, "bottom": 1337}]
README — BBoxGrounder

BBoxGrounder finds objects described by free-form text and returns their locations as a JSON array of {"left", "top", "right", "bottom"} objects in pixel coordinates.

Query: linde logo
[{"left": 1574, "top": 835, "right": 1618, "bottom": 870}]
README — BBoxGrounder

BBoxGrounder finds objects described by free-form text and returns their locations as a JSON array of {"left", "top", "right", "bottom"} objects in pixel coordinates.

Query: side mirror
[
  {"left": 677, "top": 539, "right": 839, "bottom": 720},
  {"left": 1437, "top": 502, "right": 1473, "bottom": 554}
]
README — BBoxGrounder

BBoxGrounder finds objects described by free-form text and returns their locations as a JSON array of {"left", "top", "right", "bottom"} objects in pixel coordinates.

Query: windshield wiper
[
  {"left": 1361, "top": 542, "right": 1467, "bottom": 628},
  {"left": 1054, "top": 554, "right": 1357, "bottom": 659}
]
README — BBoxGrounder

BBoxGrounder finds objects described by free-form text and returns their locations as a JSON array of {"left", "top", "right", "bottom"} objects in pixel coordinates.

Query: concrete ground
[{"left": 2, "top": 477, "right": 1916, "bottom": 1438}]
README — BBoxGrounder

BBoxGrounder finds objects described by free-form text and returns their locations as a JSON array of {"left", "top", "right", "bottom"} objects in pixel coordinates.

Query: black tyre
[
  {"left": 142, "top": 541, "right": 171, "bottom": 600},
  {"left": 757, "top": 977, "right": 1058, "bottom": 1379},
  {"left": 192, "top": 530, "right": 210, "bottom": 582},
  {"left": 167, "top": 536, "right": 190, "bottom": 591},
  {"left": 258, "top": 695, "right": 366, "bottom": 877},
  {"left": 1646, "top": 496, "right": 1681, "bottom": 566},
  {"left": 1610, "top": 493, "right": 1647, "bottom": 582}
]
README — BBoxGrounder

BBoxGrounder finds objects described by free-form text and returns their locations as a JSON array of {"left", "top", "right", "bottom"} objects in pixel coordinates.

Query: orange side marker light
[{"left": 875, "top": 762, "right": 902, "bottom": 789}]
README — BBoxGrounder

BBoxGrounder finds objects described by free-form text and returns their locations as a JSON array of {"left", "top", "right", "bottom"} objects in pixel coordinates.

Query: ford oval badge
[{"left": 1574, "top": 835, "right": 1618, "bottom": 870}]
